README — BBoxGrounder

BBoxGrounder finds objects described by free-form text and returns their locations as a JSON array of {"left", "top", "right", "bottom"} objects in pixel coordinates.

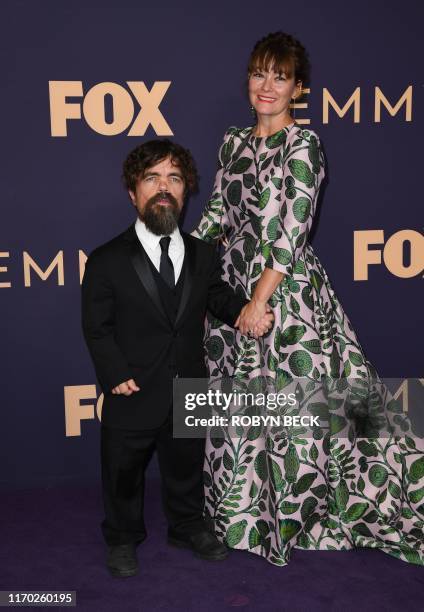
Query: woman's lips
[{"left": 257, "top": 95, "right": 276, "bottom": 103}]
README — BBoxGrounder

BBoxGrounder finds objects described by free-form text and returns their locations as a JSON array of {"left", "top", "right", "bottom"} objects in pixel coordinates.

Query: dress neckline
[{"left": 249, "top": 121, "right": 297, "bottom": 140}]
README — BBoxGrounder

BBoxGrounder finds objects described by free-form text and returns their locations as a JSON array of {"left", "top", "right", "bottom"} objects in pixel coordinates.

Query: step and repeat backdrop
[{"left": 1, "top": 1, "right": 423, "bottom": 488}]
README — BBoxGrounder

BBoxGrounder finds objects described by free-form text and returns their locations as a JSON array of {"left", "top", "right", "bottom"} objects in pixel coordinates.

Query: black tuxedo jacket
[{"left": 81, "top": 223, "right": 247, "bottom": 430}]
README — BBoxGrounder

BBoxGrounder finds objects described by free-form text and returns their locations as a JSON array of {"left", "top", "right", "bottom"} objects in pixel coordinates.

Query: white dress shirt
[{"left": 134, "top": 218, "right": 185, "bottom": 282}]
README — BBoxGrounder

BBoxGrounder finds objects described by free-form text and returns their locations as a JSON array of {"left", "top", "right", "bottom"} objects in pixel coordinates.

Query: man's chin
[
  {"left": 147, "top": 224, "right": 178, "bottom": 236},
  {"left": 140, "top": 212, "right": 179, "bottom": 235}
]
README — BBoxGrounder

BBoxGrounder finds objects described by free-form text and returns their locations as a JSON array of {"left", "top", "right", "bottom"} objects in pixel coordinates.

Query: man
[{"left": 81, "top": 139, "right": 273, "bottom": 578}]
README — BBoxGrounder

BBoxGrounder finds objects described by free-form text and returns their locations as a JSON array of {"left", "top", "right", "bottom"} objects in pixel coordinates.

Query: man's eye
[
  {"left": 145, "top": 176, "right": 156, "bottom": 182},
  {"left": 276, "top": 75, "right": 286, "bottom": 81},
  {"left": 171, "top": 177, "right": 181, "bottom": 182}
]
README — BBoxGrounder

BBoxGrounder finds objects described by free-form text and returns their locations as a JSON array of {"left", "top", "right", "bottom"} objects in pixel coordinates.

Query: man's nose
[{"left": 158, "top": 176, "right": 169, "bottom": 191}]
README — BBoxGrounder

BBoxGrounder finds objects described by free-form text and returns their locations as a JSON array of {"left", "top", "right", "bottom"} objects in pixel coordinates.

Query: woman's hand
[{"left": 235, "top": 298, "right": 270, "bottom": 336}]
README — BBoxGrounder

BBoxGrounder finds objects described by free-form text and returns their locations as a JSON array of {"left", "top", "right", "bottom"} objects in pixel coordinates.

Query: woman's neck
[{"left": 253, "top": 113, "right": 294, "bottom": 137}]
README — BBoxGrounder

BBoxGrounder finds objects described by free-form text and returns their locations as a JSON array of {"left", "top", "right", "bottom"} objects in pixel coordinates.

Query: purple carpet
[{"left": 1, "top": 478, "right": 423, "bottom": 611}]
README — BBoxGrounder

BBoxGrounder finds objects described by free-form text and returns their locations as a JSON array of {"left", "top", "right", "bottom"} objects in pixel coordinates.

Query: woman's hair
[
  {"left": 122, "top": 139, "right": 199, "bottom": 194},
  {"left": 248, "top": 31, "right": 310, "bottom": 85}
]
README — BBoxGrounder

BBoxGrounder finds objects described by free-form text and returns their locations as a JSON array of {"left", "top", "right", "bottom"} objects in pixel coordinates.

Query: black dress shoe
[
  {"left": 168, "top": 530, "right": 228, "bottom": 561},
  {"left": 107, "top": 543, "right": 138, "bottom": 577}
]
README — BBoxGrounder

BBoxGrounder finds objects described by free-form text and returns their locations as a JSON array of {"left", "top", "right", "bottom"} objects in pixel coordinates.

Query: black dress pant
[{"left": 100, "top": 411, "right": 206, "bottom": 546}]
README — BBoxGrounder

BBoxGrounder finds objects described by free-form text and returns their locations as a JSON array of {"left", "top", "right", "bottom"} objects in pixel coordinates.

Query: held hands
[
  {"left": 111, "top": 301, "right": 274, "bottom": 396},
  {"left": 235, "top": 299, "right": 274, "bottom": 339},
  {"left": 111, "top": 378, "right": 140, "bottom": 396}
]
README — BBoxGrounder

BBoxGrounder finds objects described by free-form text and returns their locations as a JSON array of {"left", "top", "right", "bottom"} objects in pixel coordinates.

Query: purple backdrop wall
[{"left": 1, "top": 0, "right": 423, "bottom": 489}]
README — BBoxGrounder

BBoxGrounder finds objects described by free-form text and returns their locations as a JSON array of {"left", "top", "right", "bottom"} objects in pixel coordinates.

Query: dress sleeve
[
  {"left": 191, "top": 127, "right": 238, "bottom": 243},
  {"left": 264, "top": 130, "right": 325, "bottom": 276}
]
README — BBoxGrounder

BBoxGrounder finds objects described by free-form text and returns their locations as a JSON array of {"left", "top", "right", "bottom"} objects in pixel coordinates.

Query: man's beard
[{"left": 139, "top": 191, "right": 180, "bottom": 235}]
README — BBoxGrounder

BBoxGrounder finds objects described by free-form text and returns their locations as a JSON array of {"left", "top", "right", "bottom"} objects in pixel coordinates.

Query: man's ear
[{"left": 128, "top": 190, "right": 136, "bottom": 206}]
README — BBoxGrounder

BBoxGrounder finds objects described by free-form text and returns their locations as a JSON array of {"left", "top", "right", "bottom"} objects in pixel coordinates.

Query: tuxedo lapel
[
  {"left": 123, "top": 224, "right": 197, "bottom": 328},
  {"left": 123, "top": 224, "right": 170, "bottom": 326}
]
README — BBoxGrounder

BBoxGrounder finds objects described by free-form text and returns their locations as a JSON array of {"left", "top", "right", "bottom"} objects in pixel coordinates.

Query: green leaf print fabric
[{"left": 192, "top": 123, "right": 424, "bottom": 566}]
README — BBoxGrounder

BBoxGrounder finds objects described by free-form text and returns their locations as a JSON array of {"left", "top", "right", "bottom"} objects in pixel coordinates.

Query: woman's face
[{"left": 248, "top": 64, "right": 302, "bottom": 119}]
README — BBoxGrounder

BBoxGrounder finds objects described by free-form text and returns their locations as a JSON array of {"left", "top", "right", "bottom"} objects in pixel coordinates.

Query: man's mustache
[{"left": 149, "top": 191, "right": 178, "bottom": 207}]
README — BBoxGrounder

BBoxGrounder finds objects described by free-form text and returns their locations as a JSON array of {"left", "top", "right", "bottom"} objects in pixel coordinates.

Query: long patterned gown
[{"left": 192, "top": 123, "right": 424, "bottom": 566}]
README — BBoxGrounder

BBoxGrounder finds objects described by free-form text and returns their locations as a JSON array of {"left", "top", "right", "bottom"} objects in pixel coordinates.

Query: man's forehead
[{"left": 145, "top": 156, "right": 182, "bottom": 173}]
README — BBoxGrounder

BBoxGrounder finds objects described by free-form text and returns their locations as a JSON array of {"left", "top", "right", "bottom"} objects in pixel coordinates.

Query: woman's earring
[
  {"left": 250, "top": 104, "right": 256, "bottom": 118},
  {"left": 291, "top": 97, "right": 296, "bottom": 121}
]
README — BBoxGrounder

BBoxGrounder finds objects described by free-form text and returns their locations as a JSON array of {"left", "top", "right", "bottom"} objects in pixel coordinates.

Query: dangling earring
[
  {"left": 291, "top": 97, "right": 296, "bottom": 122},
  {"left": 250, "top": 104, "right": 256, "bottom": 118}
]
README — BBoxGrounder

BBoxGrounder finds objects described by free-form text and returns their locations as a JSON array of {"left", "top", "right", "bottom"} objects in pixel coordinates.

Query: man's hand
[{"left": 111, "top": 378, "right": 140, "bottom": 396}]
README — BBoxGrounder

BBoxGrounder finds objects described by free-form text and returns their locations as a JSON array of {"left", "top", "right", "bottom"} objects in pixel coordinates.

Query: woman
[{"left": 192, "top": 32, "right": 424, "bottom": 566}]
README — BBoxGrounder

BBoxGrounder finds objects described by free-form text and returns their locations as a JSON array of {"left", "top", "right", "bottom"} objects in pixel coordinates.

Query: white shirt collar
[{"left": 135, "top": 217, "right": 182, "bottom": 251}]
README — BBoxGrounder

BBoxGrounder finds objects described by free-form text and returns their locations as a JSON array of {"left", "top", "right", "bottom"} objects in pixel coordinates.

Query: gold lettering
[
  {"left": 323, "top": 87, "right": 360, "bottom": 124},
  {"left": 353, "top": 230, "right": 384, "bottom": 280},
  {"left": 0, "top": 252, "right": 11, "bottom": 288},
  {"left": 375, "top": 86, "right": 412, "bottom": 122},
  {"left": 23, "top": 251, "right": 64, "bottom": 286},
  {"left": 383, "top": 230, "right": 424, "bottom": 278},
  {"left": 64, "top": 385, "right": 97, "bottom": 436},
  {"left": 393, "top": 380, "right": 409, "bottom": 414},
  {"left": 82, "top": 82, "right": 134, "bottom": 136},
  {"left": 49, "top": 81, "right": 83, "bottom": 137},
  {"left": 127, "top": 81, "right": 173, "bottom": 136},
  {"left": 96, "top": 393, "right": 104, "bottom": 421},
  {"left": 79, "top": 250, "right": 88, "bottom": 284}
]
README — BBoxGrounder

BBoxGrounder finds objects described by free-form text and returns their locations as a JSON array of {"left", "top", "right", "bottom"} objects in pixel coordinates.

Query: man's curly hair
[
  {"left": 122, "top": 139, "right": 199, "bottom": 195},
  {"left": 248, "top": 31, "right": 310, "bottom": 86}
]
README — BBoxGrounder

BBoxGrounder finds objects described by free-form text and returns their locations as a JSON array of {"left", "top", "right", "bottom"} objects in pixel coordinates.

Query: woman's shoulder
[
  {"left": 222, "top": 125, "right": 252, "bottom": 142},
  {"left": 288, "top": 124, "right": 322, "bottom": 147},
  {"left": 217, "top": 126, "right": 252, "bottom": 166}
]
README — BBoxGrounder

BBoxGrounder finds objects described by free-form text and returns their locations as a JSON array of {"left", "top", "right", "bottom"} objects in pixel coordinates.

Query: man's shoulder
[
  {"left": 183, "top": 232, "right": 217, "bottom": 258},
  {"left": 86, "top": 225, "right": 134, "bottom": 264}
]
